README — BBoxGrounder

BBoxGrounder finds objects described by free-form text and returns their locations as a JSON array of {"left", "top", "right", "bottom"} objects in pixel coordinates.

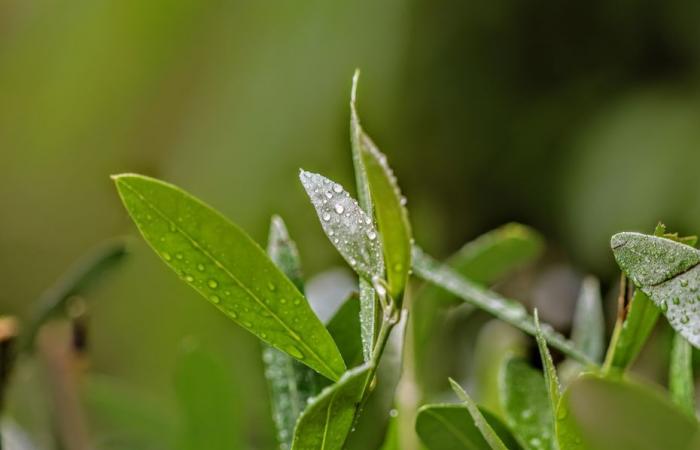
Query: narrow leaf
[
  {"left": 534, "top": 310, "right": 561, "bottom": 411},
  {"left": 360, "top": 136, "right": 412, "bottom": 300},
  {"left": 22, "top": 238, "right": 128, "bottom": 351},
  {"left": 570, "top": 276, "right": 605, "bottom": 363},
  {"left": 412, "top": 247, "right": 593, "bottom": 364},
  {"left": 669, "top": 333, "right": 695, "bottom": 417},
  {"left": 499, "top": 358, "right": 554, "bottom": 450},
  {"left": 291, "top": 363, "right": 373, "bottom": 450},
  {"left": 556, "top": 374, "right": 700, "bottom": 450},
  {"left": 174, "top": 342, "right": 242, "bottom": 450},
  {"left": 299, "top": 170, "right": 384, "bottom": 282},
  {"left": 415, "top": 404, "right": 523, "bottom": 450},
  {"left": 448, "top": 379, "right": 509, "bottom": 450},
  {"left": 358, "top": 282, "right": 377, "bottom": 361},
  {"left": 326, "top": 294, "right": 363, "bottom": 369},
  {"left": 603, "top": 289, "right": 659, "bottom": 374},
  {"left": 264, "top": 216, "right": 320, "bottom": 448},
  {"left": 113, "top": 174, "right": 345, "bottom": 381},
  {"left": 611, "top": 232, "right": 700, "bottom": 348}
]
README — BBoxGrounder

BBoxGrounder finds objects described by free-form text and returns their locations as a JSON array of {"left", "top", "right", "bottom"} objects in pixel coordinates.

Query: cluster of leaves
[{"left": 4, "top": 74, "right": 700, "bottom": 450}]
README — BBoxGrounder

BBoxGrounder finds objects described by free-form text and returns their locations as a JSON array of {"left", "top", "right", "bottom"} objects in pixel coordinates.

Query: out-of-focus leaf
[
  {"left": 611, "top": 232, "right": 700, "bottom": 348},
  {"left": 360, "top": 133, "right": 412, "bottom": 300},
  {"left": 448, "top": 379, "right": 508, "bottom": 450},
  {"left": 174, "top": 342, "right": 242, "bottom": 450},
  {"left": 603, "top": 289, "right": 659, "bottom": 374},
  {"left": 669, "top": 333, "right": 695, "bottom": 417},
  {"left": 499, "top": 358, "right": 554, "bottom": 450},
  {"left": 326, "top": 294, "right": 363, "bottom": 369},
  {"left": 571, "top": 276, "right": 605, "bottom": 363},
  {"left": 413, "top": 224, "right": 543, "bottom": 392},
  {"left": 378, "top": 417, "right": 399, "bottom": 450},
  {"left": 556, "top": 374, "right": 700, "bottom": 450},
  {"left": 113, "top": 174, "right": 345, "bottom": 381},
  {"left": 534, "top": 311, "right": 561, "bottom": 421},
  {"left": 345, "top": 311, "right": 407, "bottom": 450},
  {"left": 82, "top": 375, "right": 177, "bottom": 450},
  {"left": 415, "top": 404, "right": 522, "bottom": 450},
  {"left": 291, "top": 363, "right": 373, "bottom": 450},
  {"left": 22, "top": 238, "right": 128, "bottom": 351},
  {"left": 264, "top": 215, "right": 320, "bottom": 449},
  {"left": 412, "top": 247, "right": 593, "bottom": 364}
]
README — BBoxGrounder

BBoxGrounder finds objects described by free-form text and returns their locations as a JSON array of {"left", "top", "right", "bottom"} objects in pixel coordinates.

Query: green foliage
[
  {"left": 448, "top": 379, "right": 509, "bottom": 450},
  {"left": 669, "top": 333, "right": 695, "bottom": 417}
]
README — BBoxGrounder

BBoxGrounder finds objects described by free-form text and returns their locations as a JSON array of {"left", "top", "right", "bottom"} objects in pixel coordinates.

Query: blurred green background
[{"left": 2, "top": 0, "right": 700, "bottom": 448}]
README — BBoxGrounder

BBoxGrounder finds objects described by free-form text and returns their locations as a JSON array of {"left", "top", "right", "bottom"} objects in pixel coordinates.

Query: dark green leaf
[
  {"left": 326, "top": 294, "right": 363, "bottom": 369},
  {"left": 264, "top": 216, "right": 320, "bottom": 448},
  {"left": 291, "top": 363, "right": 373, "bottom": 450},
  {"left": 556, "top": 374, "right": 700, "bottom": 450},
  {"left": 669, "top": 333, "right": 695, "bottom": 417},
  {"left": 499, "top": 358, "right": 554, "bottom": 450},
  {"left": 22, "top": 238, "right": 128, "bottom": 351},
  {"left": 415, "top": 404, "right": 522, "bottom": 450},
  {"left": 412, "top": 247, "right": 593, "bottom": 365},
  {"left": 448, "top": 379, "right": 509, "bottom": 450},
  {"left": 174, "top": 342, "right": 242, "bottom": 450},
  {"left": 113, "top": 174, "right": 345, "bottom": 381},
  {"left": 360, "top": 135, "right": 412, "bottom": 300},
  {"left": 611, "top": 232, "right": 700, "bottom": 348}
]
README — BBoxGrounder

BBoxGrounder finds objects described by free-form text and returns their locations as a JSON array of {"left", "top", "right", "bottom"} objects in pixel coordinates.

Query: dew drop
[
  {"left": 175, "top": 253, "right": 183, "bottom": 260},
  {"left": 230, "top": 311, "right": 238, "bottom": 319},
  {"left": 325, "top": 191, "right": 333, "bottom": 199},
  {"left": 185, "top": 275, "right": 194, "bottom": 283},
  {"left": 242, "top": 321, "right": 252, "bottom": 327},
  {"left": 268, "top": 282, "right": 276, "bottom": 292},
  {"left": 334, "top": 204, "right": 345, "bottom": 214},
  {"left": 210, "top": 295, "right": 220, "bottom": 304},
  {"left": 400, "top": 196, "right": 407, "bottom": 206},
  {"left": 162, "top": 252, "right": 172, "bottom": 261},
  {"left": 681, "top": 315, "right": 690, "bottom": 324},
  {"left": 261, "top": 332, "right": 267, "bottom": 339},
  {"left": 333, "top": 184, "right": 342, "bottom": 193},
  {"left": 197, "top": 263, "right": 205, "bottom": 271},
  {"left": 349, "top": 258, "right": 357, "bottom": 266},
  {"left": 681, "top": 279, "right": 689, "bottom": 287},
  {"left": 660, "top": 301, "right": 668, "bottom": 312},
  {"left": 169, "top": 222, "right": 176, "bottom": 232},
  {"left": 364, "top": 217, "right": 372, "bottom": 225},
  {"left": 280, "top": 298, "right": 287, "bottom": 304},
  {"left": 208, "top": 279, "right": 219, "bottom": 289},
  {"left": 322, "top": 212, "right": 331, "bottom": 222},
  {"left": 389, "top": 409, "right": 398, "bottom": 418},
  {"left": 293, "top": 299, "right": 300, "bottom": 305},
  {"left": 673, "top": 297, "right": 681, "bottom": 305},
  {"left": 367, "top": 230, "right": 377, "bottom": 241},
  {"left": 286, "top": 346, "right": 304, "bottom": 359}
]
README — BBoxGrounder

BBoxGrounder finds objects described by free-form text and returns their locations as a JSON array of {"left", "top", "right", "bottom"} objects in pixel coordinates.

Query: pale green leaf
[
  {"left": 499, "top": 358, "right": 554, "bottom": 450},
  {"left": 534, "top": 310, "right": 561, "bottom": 414},
  {"left": 113, "top": 174, "right": 345, "bottom": 381},
  {"left": 669, "top": 333, "right": 695, "bottom": 417},
  {"left": 570, "top": 276, "right": 605, "bottom": 363},
  {"left": 291, "top": 363, "right": 373, "bottom": 450},
  {"left": 449, "top": 379, "right": 509, "bottom": 450},
  {"left": 611, "top": 232, "right": 700, "bottom": 348},
  {"left": 412, "top": 247, "right": 592, "bottom": 364}
]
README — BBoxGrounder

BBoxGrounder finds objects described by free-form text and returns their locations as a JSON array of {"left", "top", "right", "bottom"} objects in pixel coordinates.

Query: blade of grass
[
  {"left": 669, "top": 333, "right": 695, "bottom": 417},
  {"left": 412, "top": 247, "right": 593, "bottom": 365},
  {"left": 113, "top": 174, "right": 346, "bottom": 381}
]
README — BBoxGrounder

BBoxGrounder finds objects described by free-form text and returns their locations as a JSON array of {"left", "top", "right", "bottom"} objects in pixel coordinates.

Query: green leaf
[
  {"left": 412, "top": 247, "right": 593, "bottom": 365},
  {"left": 174, "top": 342, "right": 242, "bottom": 450},
  {"left": 413, "top": 223, "right": 543, "bottom": 392},
  {"left": 113, "top": 173, "right": 345, "bottom": 381},
  {"left": 264, "top": 215, "right": 320, "bottom": 448},
  {"left": 415, "top": 404, "right": 523, "bottom": 450},
  {"left": 22, "top": 238, "right": 128, "bottom": 351},
  {"left": 611, "top": 232, "right": 700, "bottom": 348},
  {"left": 359, "top": 133, "right": 412, "bottom": 300},
  {"left": 378, "top": 417, "right": 399, "bottom": 450},
  {"left": 291, "top": 363, "right": 374, "bottom": 450},
  {"left": 326, "top": 293, "right": 364, "bottom": 369},
  {"left": 603, "top": 289, "right": 659, "bottom": 374},
  {"left": 449, "top": 379, "right": 509, "bottom": 450},
  {"left": 499, "top": 358, "right": 554, "bottom": 450},
  {"left": 299, "top": 170, "right": 384, "bottom": 283},
  {"left": 299, "top": 170, "right": 383, "bottom": 361},
  {"left": 556, "top": 374, "right": 700, "bottom": 450},
  {"left": 570, "top": 276, "right": 605, "bottom": 363},
  {"left": 534, "top": 310, "right": 561, "bottom": 416},
  {"left": 669, "top": 333, "right": 695, "bottom": 417}
]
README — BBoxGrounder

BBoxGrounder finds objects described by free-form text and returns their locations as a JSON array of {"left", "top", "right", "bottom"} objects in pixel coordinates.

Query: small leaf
[
  {"left": 360, "top": 136, "right": 412, "bottom": 300},
  {"left": 326, "top": 293, "right": 364, "bottom": 369},
  {"left": 611, "top": 232, "right": 700, "bottom": 348},
  {"left": 669, "top": 333, "right": 695, "bottom": 417},
  {"left": 448, "top": 379, "right": 509, "bottom": 450},
  {"left": 264, "top": 216, "right": 320, "bottom": 448},
  {"left": 570, "top": 276, "right": 605, "bottom": 363},
  {"left": 291, "top": 363, "right": 374, "bottom": 450},
  {"left": 22, "top": 238, "right": 128, "bottom": 351},
  {"left": 534, "top": 310, "right": 561, "bottom": 413},
  {"left": 299, "top": 170, "right": 384, "bottom": 282},
  {"left": 415, "top": 404, "right": 523, "bottom": 450},
  {"left": 412, "top": 247, "right": 593, "bottom": 364},
  {"left": 603, "top": 289, "right": 659, "bottom": 374},
  {"left": 499, "top": 358, "right": 554, "bottom": 450},
  {"left": 174, "top": 342, "right": 242, "bottom": 450},
  {"left": 113, "top": 174, "right": 345, "bottom": 381},
  {"left": 556, "top": 374, "right": 700, "bottom": 450}
]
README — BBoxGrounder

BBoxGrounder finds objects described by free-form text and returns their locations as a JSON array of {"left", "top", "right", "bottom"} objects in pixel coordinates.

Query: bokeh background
[{"left": 2, "top": 0, "right": 700, "bottom": 448}]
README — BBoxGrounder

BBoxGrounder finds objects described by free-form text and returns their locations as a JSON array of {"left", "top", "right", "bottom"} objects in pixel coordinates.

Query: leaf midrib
[{"left": 119, "top": 179, "right": 341, "bottom": 380}]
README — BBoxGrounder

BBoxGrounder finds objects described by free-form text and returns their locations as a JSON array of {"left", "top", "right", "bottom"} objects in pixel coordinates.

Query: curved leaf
[
  {"left": 611, "top": 232, "right": 700, "bottom": 348},
  {"left": 291, "top": 363, "right": 373, "bottom": 450},
  {"left": 449, "top": 379, "right": 508, "bottom": 450},
  {"left": 113, "top": 174, "right": 345, "bottom": 381}
]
